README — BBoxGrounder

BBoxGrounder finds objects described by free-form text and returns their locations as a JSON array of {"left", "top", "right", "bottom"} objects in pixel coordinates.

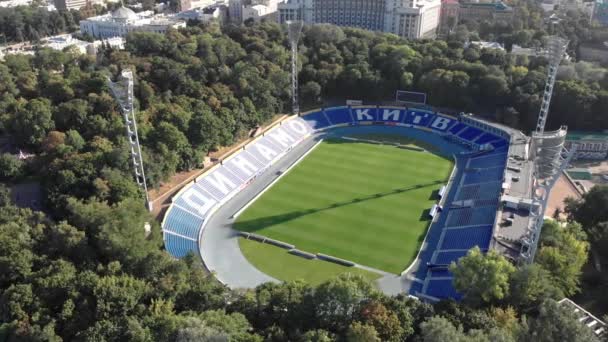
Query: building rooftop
[{"left": 567, "top": 131, "right": 608, "bottom": 141}]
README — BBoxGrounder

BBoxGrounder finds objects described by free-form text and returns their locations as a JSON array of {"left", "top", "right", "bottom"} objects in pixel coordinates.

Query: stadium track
[{"left": 199, "top": 126, "right": 458, "bottom": 294}]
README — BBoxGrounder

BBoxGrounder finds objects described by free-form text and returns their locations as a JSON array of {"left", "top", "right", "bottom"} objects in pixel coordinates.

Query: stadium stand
[
  {"left": 445, "top": 207, "right": 497, "bottom": 226},
  {"left": 324, "top": 107, "right": 353, "bottom": 125},
  {"left": 440, "top": 225, "right": 493, "bottom": 250},
  {"left": 163, "top": 105, "right": 514, "bottom": 302},
  {"left": 425, "top": 279, "right": 462, "bottom": 299},
  {"left": 462, "top": 167, "right": 504, "bottom": 185},
  {"left": 301, "top": 111, "right": 331, "bottom": 130}
]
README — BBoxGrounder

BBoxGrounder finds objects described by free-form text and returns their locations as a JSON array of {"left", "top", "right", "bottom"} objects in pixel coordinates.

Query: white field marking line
[{"left": 231, "top": 139, "right": 324, "bottom": 219}]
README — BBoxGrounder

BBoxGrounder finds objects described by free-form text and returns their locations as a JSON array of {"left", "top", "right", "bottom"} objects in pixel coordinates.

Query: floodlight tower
[
  {"left": 107, "top": 70, "right": 152, "bottom": 211},
  {"left": 520, "top": 36, "right": 573, "bottom": 264},
  {"left": 286, "top": 20, "right": 303, "bottom": 115}
]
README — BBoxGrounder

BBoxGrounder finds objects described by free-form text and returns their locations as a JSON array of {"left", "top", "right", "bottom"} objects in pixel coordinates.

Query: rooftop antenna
[
  {"left": 107, "top": 70, "right": 153, "bottom": 212},
  {"left": 286, "top": 20, "right": 303, "bottom": 115}
]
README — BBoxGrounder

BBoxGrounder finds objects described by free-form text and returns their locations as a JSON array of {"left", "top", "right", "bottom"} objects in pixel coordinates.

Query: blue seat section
[
  {"left": 434, "top": 250, "right": 468, "bottom": 264},
  {"left": 463, "top": 167, "right": 504, "bottom": 184},
  {"left": 164, "top": 206, "right": 204, "bottom": 239},
  {"left": 449, "top": 122, "right": 467, "bottom": 134},
  {"left": 446, "top": 207, "right": 497, "bottom": 227},
  {"left": 404, "top": 109, "right": 435, "bottom": 127},
  {"left": 491, "top": 139, "right": 508, "bottom": 149},
  {"left": 440, "top": 226, "right": 493, "bottom": 250},
  {"left": 468, "top": 153, "right": 507, "bottom": 169},
  {"left": 426, "top": 279, "right": 461, "bottom": 300},
  {"left": 410, "top": 281, "right": 423, "bottom": 294},
  {"left": 302, "top": 111, "right": 331, "bottom": 130},
  {"left": 476, "top": 133, "right": 501, "bottom": 145},
  {"left": 430, "top": 269, "right": 452, "bottom": 277},
  {"left": 164, "top": 233, "right": 198, "bottom": 258},
  {"left": 457, "top": 127, "right": 483, "bottom": 142},
  {"left": 224, "top": 151, "right": 265, "bottom": 182},
  {"left": 324, "top": 107, "right": 353, "bottom": 125},
  {"left": 352, "top": 107, "right": 378, "bottom": 121}
]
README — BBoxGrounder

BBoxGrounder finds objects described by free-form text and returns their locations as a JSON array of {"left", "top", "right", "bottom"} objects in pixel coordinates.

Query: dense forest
[{"left": 0, "top": 7, "right": 607, "bottom": 340}]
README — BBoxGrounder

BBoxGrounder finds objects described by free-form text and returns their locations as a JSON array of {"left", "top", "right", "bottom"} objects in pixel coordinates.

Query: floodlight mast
[
  {"left": 287, "top": 20, "right": 303, "bottom": 115},
  {"left": 520, "top": 36, "right": 573, "bottom": 264},
  {"left": 535, "top": 36, "right": 568, "bottom": 135},
  {"left": 107, "top": 70, "right": 152, "bottom": 211}
]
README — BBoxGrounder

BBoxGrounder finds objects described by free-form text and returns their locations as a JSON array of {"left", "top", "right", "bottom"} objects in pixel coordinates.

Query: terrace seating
[
  {"left": 426, "top": 279, "right": 461, "bottom": 299},
  {"left": 462, "top": 167, "right": 504, "bottom": 185},
  {"left": 163, "top": 206, "right": 204, "bottom": 239},
  {"left": 434, "top": 250, "right": 468, "bottom": 264},
  {"left": 445, "top": 207, "right": 497, "bottom": 227},
  {"left": 468, "top": 153, "right": 508, "bottom": 169},
  {"left": 324, "top": 107, "right": 353, "bottom": 125},
  {"left": 164, "top": 233, "right": 198, "bottom": 258},
  {"left": 491, "top": 139, "right": 508, "bottom": 149},
  {"left": 224, "top": 151, "right": 266, "bottom": 182},
  {"left": 430, "top": 268, "right": 452, "bottom": 277},
  {"left": 449, "top": 123, "right": 467, "bottom": 135},
  {"left": 440, "top": 225, "right": 493, "bottom": 250},
  {"left": 457, "top": 127, "right": 484, "bottom": 142},
  {"left": 301, "top": 111, "right": 331, "bottom": 130},
  {"left": 475, "top": 132, "right": 502, "bottom": 145}
]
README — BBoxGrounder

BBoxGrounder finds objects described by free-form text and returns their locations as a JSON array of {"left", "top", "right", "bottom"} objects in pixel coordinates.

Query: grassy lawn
[
  {"left": 235, "top": 139, "right": 453, "bottom": 274},
  {"left": 239, "top": 238, "right": 381, "bottom": 285}
]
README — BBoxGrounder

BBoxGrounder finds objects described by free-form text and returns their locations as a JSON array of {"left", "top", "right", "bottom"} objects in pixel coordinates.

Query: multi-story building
[
  {"left": 229, "top": 0, "right": 280, "bottom": 22},
  {"left": 80, "top": 7, "right": 186, "bottom": 38},
  {"left": 54, "top": 0, "right": 99, "bottom": 10},
  {"left": 438, "top": 0, "right": 458, "bottom": 35},
  {"left": 277, "top": 0, "right": 441, "bottom": 39},
  {"left": 565, "top": 131, "right": 608, "bottom": 160},
  {"left": 458, "top": 1, "right": 513, "bottom": 22}
]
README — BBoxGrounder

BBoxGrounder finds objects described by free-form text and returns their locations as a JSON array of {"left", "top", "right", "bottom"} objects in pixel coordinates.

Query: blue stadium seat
[
  {"left": 475, "top": 133, "right": 501, "bottom": 145},
  {"left": 491, "top": 139, "right": 508, "bottom": 149},
  {"left": 164, "top": 233, "right": 198, "bottom": 258},
  {"left": 457, "top": 127, "right": 484, "bottom": 142},
  {"left": 463, "top": 167, "right": 504, "bottom": 184},
  {"left": 302, "top": 111, "right": 331, "bottom": 130},
  {"left": 430, "top": 269, "right": 452, "bottom": 277},
  {"left": 455, "top": 182, "right": 502, "bottom": 201},
  {"left": 440, "top": 225, "right": 493, "bottom": 250},
  {"left": 163, "top": 206, "right": 204, "bottom": 239},
  {"left": 434, "top": 250, "right": 468, "bottom": 264},
  {"left": 449, "top": 123, "right": 467, "bottom": 134},
  {"left": 410, "top": 281, "right": 423, "bottom": 294},
  {"left": 426, "top": 279, "right": 461, "bottom": 299},
  {"left": 446, "top": 207, "right": 497, "bottom": 227},
  {"left": 468, "top": 153, "right": 507, "bottom": 169},
  {"left": 324, "top": 107, "right": 353, "bottom": 125}
]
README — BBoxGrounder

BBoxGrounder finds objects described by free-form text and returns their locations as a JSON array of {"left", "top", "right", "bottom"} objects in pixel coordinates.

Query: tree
[
  {"left": 420, "top": 316, "right": 465, "bottom": 342},
  {"left": 536, "top": 221, "right": 589, "bottom": 296},
  {"left": 313, "top": 274, "right": 377, "bottom": 332},
  {"left": 0, "top": 153, "right": 24, "bottom": 180},
  {"left": 508, "top": 264, "right": 562, "bottom": 310},
  {"left": 11, "top": 98, "right": 55, "bottom": 146},
  {"left": 450, "top": 247, "right": 516, "bottom": 305},
  {"left": 345, "top": 322, "right": 380, "bottom": 342},
  {"left": 520, "top": 299, "right": 600, "bottom": 342}
]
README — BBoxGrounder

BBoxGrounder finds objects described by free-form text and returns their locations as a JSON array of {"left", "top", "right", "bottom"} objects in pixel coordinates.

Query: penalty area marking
[{"left": 231, "top": 138, "right": 324, "bottom": 219}]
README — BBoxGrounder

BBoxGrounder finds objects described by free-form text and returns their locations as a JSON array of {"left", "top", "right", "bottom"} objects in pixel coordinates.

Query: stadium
[{"left": 160, "top": 104, "right": 550, "bottom": 301}]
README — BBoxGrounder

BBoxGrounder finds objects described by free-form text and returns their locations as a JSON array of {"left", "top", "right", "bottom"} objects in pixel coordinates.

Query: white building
[
  {"left": 80, "top": 7, "right": 186, "bottom": 39},
  {"left": 177, "top": 3, "right": 227, "bottom": 22},
  {"left": 277, "top": 0, "right": 441, "bottom": 40},
  {"left": 229, "top": 0, "right": 279, "bottom": 22}
]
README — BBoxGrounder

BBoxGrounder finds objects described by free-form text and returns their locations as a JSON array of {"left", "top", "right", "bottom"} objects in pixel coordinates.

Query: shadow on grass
[{"left": 235, "top": 180, "right": 442, "bottom": 232}]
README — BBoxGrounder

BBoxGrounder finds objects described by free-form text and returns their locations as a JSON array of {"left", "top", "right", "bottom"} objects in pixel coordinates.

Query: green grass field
[
  {"left": 239, "top": 238, "right": 381, "bottom": 285},
  {"left": 235, "top": 139, "right": 453, "bottom": 277}
]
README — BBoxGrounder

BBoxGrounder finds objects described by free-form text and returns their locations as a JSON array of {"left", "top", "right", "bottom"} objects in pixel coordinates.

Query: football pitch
[{"left": 235, "top": 138, "right": 453, "bottom": 279}]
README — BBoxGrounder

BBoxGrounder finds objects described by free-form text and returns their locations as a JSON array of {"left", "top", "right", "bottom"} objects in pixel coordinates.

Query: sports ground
[{"left": 235, "top": 138, "right": 453, "bottom": 282}]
